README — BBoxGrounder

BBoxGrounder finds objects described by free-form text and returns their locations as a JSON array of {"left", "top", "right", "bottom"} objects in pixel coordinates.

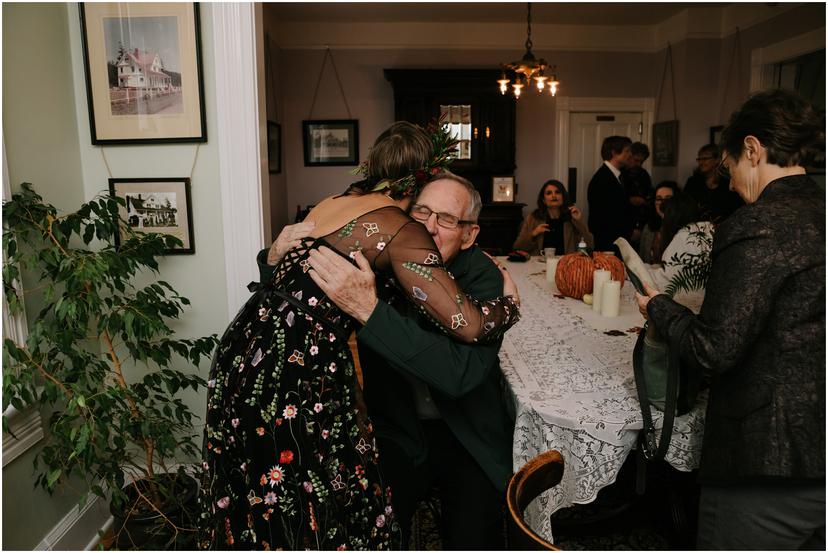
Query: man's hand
[
  {"left": 307, "top": 246, "right": 378, "bottom": 324},
  {"left": 267, "top": 221, "right": 316, "bottom": 265},
  {"left": 480, "top": 251, "right": 520, "bottom": 307}
]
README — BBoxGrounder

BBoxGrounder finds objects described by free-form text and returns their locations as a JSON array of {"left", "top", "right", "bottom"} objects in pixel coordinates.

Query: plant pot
[{"left": 109, "top": 473, "right": 199, "bottom": 550}]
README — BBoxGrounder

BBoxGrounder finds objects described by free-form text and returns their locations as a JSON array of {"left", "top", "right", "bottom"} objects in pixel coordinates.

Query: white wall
[{"left": 3, "top": 3, "right": 230, "bottom": 549}]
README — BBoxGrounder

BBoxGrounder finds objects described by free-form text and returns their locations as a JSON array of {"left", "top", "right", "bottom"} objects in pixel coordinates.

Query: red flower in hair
[
  {"left": 414, "top": 170, "right": 428, "bottom": 182},
  {"left": 430, "top": 167, "right": 440, "bottom": 175}
]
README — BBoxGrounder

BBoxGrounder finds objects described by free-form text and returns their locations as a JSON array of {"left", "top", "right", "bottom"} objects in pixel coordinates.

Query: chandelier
[{"left": 498, "top": 2, "right": 559, "bottom": 98}]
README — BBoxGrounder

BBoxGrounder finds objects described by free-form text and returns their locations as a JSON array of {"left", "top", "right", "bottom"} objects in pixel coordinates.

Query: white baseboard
[{"left": 34, "top": 492, "right": 111, "bottom": 551}]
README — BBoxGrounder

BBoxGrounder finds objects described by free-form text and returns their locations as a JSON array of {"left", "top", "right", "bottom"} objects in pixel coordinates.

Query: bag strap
[{"left": 634, "top": 316, "right": 693, "bottom": 461}]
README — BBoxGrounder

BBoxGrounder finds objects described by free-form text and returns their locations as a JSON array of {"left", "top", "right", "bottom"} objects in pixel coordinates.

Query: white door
[{"left": 567, "top": 112, "right": 643, "bottom": 218}]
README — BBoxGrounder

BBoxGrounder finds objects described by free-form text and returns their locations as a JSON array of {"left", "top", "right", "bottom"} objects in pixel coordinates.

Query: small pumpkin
[{"left": 555, "top": 252, "right": 626, "bottom": 299}]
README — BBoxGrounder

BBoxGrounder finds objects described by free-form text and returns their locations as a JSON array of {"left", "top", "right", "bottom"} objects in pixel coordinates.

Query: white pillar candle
[
  {"left": 546, "top": 256, "right": 559, "bottom": 283},
  {"left": 600, "top": 279, "right": 622, "bottom": 317},
  {"left": 592, "top": 269, "right": 611, "bottom": 312}
]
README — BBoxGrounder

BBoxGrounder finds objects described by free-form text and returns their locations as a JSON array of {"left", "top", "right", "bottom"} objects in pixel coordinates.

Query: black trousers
[{"left": 378, "top": 420, "right": 505, "bottom": 550}]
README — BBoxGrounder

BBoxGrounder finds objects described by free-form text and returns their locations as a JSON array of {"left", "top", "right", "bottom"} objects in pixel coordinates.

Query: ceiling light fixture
[{"left": 498, "top": 2, "right": 560, "bottom": 99}]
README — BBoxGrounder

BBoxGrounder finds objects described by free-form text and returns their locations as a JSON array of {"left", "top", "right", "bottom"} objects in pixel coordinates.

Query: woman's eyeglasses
[{"left": 410, "top": 204, "right": 475, "bottom": 229}]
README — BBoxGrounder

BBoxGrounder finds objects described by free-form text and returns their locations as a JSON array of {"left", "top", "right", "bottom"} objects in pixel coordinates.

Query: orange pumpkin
[{"left": 555, "top": 252, "right": 626, "bottom": 299}]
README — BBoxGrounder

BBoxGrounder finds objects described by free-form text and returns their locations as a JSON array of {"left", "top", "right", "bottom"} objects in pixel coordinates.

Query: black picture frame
[
  {"left": 79, "top": 3, "right": 207, "bottom": 145},
  {"left": 709, "top": 125, "right": 724, "bottom": 147},
  {"left": 268, "top": 121, "right": 281, "bottom": 174},
  {"left": 652, "top": 120, "right": 679, "bottom": 166},
  {"left": 109, "top": 177, "right": 195, "bottom": 254},
  {"left": 302, "top": 119, "right": 359, "bottom": 166}
]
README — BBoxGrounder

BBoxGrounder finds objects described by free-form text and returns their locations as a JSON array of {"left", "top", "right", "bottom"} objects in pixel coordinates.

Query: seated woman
[
  {"left": 646, "top": 192, "right": 713, "bottom": 314},
  {"left": 512, "top": 179, "right": 593, "bottom": 255},
  {"left": 638, "top": 181, "right": 678, "bottom": 263}
]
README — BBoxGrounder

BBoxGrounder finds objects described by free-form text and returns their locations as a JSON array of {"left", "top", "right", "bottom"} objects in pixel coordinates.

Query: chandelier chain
[{"left": 525, "top": 3, "right": 533, "bottom": 52}]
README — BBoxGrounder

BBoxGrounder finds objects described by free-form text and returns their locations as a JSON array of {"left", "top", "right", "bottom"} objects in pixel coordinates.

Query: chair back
[{"left": 506, "top": 450, "right": 565, "bottom": 550}]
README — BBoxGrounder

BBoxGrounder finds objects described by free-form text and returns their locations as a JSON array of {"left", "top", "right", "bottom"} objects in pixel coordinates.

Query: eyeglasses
[{"left": 410, "top": 204, "right": 475, "bottom": 229}]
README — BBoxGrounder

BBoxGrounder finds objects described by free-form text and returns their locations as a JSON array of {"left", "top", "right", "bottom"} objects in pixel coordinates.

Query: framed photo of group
[
  {"left": 302, "top": 120, "right": 359, "bottom": 166},
  {"left": 108, "top": 177, "right": 195, "bottom": 254},
  {"left": 79, "top": 3, "right": 206, "bottom": 145}
]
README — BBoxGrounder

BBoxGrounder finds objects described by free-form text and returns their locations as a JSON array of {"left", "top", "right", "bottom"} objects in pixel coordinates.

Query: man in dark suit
[
  {"left": 588, "top": 135, "right": 634, "bottom": 253},
  {"left": 259, "top": 173, "right": 514, "bottom": 550}
]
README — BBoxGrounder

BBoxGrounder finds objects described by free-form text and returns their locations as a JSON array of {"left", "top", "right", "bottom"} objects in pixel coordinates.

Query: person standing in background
[
  {"left": 684, "top": 143, "right": 744, "bottom": 223},
  {"left": 623, "top": 141, "right": 654, "bottom": 247},
  {"left": 588, "top": 135, "right": 634, "bottom": 254}
]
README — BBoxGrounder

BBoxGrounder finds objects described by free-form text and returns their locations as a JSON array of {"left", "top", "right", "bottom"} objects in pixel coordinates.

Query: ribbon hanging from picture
[
  {"left": 654, "top": 43, "right": 677, "bottom": 123},
  {"left": 307, "top": 46, "right": 353, "bottom": 119},
  {"left": 718, "top": 28, "right": 743, "bottom": 124}
]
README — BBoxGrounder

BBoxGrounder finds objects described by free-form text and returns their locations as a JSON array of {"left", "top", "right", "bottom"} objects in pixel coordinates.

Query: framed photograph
[
  {"left": 268, "top": 121, "right": 281, "bottom": 174},
  {"left": 492, "top": 176, "right": 515, "bottom": 203},
  {"left": 302, "top": 120, "right": 359, "bottom": 166},
  {"left": 79, "top": 3, "right": 206, "bottom": 145},
  {"left": 652, "top": 120, "right": 679, "bottom": 166},
  {"left": 109, "top": 177, "right": 194, "bottom": 254}
]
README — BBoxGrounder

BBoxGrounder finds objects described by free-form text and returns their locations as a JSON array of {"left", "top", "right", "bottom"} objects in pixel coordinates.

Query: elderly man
[{"left": 257, "top": 172, "right": 515, "bottom": 550}]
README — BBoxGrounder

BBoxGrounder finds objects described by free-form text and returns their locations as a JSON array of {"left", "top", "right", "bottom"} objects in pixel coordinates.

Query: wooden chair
[{"left": 506, "top": 450, "right": 565, "bottom": 550}]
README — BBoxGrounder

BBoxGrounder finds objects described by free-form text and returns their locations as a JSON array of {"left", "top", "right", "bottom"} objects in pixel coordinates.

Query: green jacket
[{"left": 256, "top": 246, "right": 515, "bottom": 491}]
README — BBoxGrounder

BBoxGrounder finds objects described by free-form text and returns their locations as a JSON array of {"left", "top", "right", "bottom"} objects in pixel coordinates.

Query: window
[
  {"left": 440, "top": 104, "right": 472, "bottom": 160},
  {"left": 773, "top": 49, "right": 825, "bottom": 110}
]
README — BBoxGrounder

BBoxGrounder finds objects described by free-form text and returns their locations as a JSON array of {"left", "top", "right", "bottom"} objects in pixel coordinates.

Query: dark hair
[
  {"left": 698, "top": 143, "right": 720, "bottom": 159},
  {"left": 631, "top": 142, "right": 650, "bottom": 160},
  {"left": 659, "top": 192, "right": 703, "bottom": 258},
  {"left": 348, "top": 121, "right": 433, "bottom": 198},
  {"left": 533, "top": 179, "right": 571, "bottom": 221},
  {"left": 645, "top": 181, "right": 679, "bottom": 231},
  {"left": 720, "top": 89, "right": 824, "bottom": 167},
  {"left": 600, "top": 136, "right": 632, "bottom": 161}
]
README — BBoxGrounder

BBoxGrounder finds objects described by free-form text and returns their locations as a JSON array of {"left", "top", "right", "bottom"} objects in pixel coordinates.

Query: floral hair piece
[{"left": 350, "top": 117, "right": 460, "bottom": 198}]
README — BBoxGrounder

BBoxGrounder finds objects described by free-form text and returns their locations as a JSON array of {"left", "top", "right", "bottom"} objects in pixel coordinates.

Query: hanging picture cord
[
  {"left": 307, "top": 46, "right": 352, "bottom": 120},
  {"left": 655, "top": 43, "right": 678, "bottom": 122},
  {"left": 719, "top": 28, "right": 742, "bottom": 124},
  {"left": 99, "top": 144, "right": 201, "bottom": 181},
  {"left": 265, "top": 33, "right": 280, "bottom": 121}
]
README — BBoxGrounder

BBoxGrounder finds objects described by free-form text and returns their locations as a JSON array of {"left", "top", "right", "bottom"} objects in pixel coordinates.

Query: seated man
[{"left": 258, "top": 172, "right": 516, "bottom": 550}]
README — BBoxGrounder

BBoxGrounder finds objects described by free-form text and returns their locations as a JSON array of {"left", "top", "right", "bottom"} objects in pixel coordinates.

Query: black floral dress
[{"left": 199, "top": 206, "right": 519, "bottom": 550}]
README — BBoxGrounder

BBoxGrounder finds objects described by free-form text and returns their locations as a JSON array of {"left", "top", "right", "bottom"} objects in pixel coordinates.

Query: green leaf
[{"left": 46, "top": 469, "right": 62, "bottom": 488}]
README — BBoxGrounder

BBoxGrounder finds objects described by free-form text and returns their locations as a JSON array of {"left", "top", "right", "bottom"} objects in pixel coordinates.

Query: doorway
[{"left": 567, "top": 111, "right": 643, "bottom": 218}]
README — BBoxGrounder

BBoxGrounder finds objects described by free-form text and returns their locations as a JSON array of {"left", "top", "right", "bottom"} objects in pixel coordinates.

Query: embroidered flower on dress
[
  {"left": 376, "top": 241, "right": 386, "bottom": 251},
  {"left": 231, "top": 418, "right": 240, "bottom": 428},
  {"left": 363, "top": 222, "right": 379, "bottom": 237},
  {"left": 279, "top": 450, "right": 294, "bottom": 464},
  {"left": 355, "top": 438, "right": 372, "bottom": 454},
  {"left": 385, "top": 505, "right": 393, "bottom": 515},
  {"left": 303, "top": 481, "right": 314, "bottom": 493},
  {"left": 309, "top": 345, "right": 319, "bottom": 356},
  {"left": 247, "top": 490, "right": 262, "bottom": 505},
  {"left": 282, "top": 404, "right": 298, "bottom": 419},
  {"left": 349, "top": 251, "right": 358, "bottom": 260},
  {"left": 322, "top": 429, "right": 330, "bottom": 439},
  {"left": 328, "top": 362, "right": 337, "bottom": 373},
  {"left": 308, "top": 296, "right": 318, "bottom": 307},
  {"left": 264, "top": 492, "right": 278, "bottom": 505},
  {"left": 412, "top": 286, "right": 428, "bottom": 301},
  {"left": 451, "top": 313, "right": 468, "bottom": 329},
  {"left": 256, "top": 427, "right": 265, "bottom": 436},
  {"left": 268, "top": 465, "right": 285, "bottom": 487},
  {"left": 424, "top": 252, "right": 440, "bottom": 265},
  {"left": 207, "top": 379, "right": 216, "bottom": 388},
  {"left": 376, "top": 514, "right": 386, "bottom": 528},
  {"left": 329, "top": 333, "right": 336, "bottom": 342},
  {"left": 300, "top": 259, "right": 311, "bottom": 273},
  {"left": 331, "top": 474, "right": 346, "bottom": 491},
  {"left": 314, "top": 402, "right": 323, "bottom": 413},
  {"left": 287, "top": 350, "right": 305, "bottom": 366}
]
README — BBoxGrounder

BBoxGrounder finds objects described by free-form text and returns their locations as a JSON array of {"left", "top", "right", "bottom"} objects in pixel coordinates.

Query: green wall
[{"left": 3, "top": 3, "right": 229, "bottom": 549}]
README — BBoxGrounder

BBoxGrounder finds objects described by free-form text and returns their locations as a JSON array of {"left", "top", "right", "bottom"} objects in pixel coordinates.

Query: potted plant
[{"left": 2, "top": 183, "right": 218, "bottom": 549}]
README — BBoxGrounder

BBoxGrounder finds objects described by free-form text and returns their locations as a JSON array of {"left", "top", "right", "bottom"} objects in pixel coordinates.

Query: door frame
[{"left": 554, "top": 96, "right": 655, "bottom": 183}]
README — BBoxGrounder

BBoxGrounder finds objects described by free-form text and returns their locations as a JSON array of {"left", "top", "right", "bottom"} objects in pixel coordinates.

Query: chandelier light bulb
[
  {"left": 498, "top": 79, "right": 510, "bottom": 95},
  {"left": 512, "top": 83, "right": 523, "bottom": 98},
  {"left": 548, "top": 78, "right": 559, "bottom": 96},
  {"left": 535, "top": 75, "right": 548, "bottom": 91}
]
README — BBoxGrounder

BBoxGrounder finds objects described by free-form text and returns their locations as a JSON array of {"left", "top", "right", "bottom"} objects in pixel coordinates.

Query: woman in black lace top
[{"left": 199, "top": 122, "right": 520, "bottom": 550}]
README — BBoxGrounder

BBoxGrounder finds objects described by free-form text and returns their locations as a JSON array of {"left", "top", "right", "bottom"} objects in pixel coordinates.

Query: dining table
[{"left": 498, "top": 255, "right": 707, "bottom": 543}]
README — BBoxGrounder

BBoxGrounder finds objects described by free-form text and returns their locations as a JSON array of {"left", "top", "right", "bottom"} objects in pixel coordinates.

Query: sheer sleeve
[{"left": 375, "top": 220, "right": 520, "bottom": 343}]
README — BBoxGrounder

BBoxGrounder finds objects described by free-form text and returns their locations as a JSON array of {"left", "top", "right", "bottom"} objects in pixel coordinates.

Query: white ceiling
[{"left": 269, "top": 2, "right": 728, "bottom": 26}]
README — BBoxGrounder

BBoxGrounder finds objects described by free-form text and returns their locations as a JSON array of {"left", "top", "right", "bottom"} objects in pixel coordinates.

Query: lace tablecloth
[{"left": 498, "top": 257, "right": 706, "bottom": 542}]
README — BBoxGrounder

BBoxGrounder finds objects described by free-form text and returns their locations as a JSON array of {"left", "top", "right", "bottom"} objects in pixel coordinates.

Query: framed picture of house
[
  {"left": 492, "top": 176, "right": 515, "bottom": 202},
  {"left": 268, "top": 121, "right": 281, "bottom": 174},
  {"left": 652, "top": 120, "right": 679, "bottom": 166},
  {"left": 302, "top": 120, "right": 359, "bottom": 166},
  {"left": 109, "top": 177, "right": 194, "bottom": 254},
  {"left": 79, "top": 3, "right": 206, "bottom": 145}
]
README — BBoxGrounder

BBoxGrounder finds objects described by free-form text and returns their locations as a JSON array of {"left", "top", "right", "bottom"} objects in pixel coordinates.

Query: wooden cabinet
[
  {"left": 477, "top": 202, "right": 526, "bottom": 255},
  {"left": 383, "top": 69, "right": 516, "bottom": 203}
]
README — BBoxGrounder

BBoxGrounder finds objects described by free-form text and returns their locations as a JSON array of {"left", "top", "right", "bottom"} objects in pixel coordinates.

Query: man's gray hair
[{"left": 423, "top": 171, "right": 482, "bottom": 221}]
